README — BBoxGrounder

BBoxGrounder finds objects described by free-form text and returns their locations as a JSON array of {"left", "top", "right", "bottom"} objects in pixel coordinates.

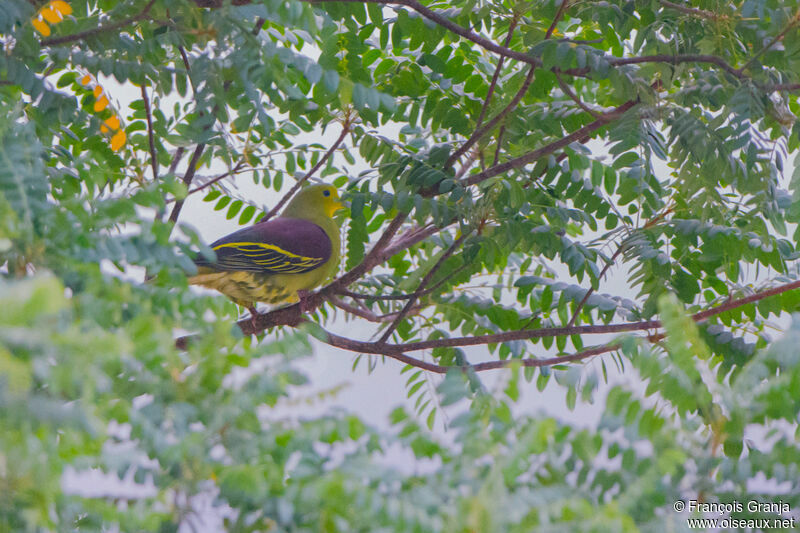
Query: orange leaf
[
  {"left": 93, "top": 85, "right": 103, "bottom": 98},
  {"left": 110, "top": 130, "right": 126, "bottom": 151},
  {"left": 104, "top": 116, "right": 120, "bottom": 130},
  {"left": 32, "top": 18, "right": 51, "bottom": 36},
  {"left": 50, "top": 1, "right": 73, "bottom": 16},
  {"left": 94, "top": 95, "right": 109, "bottom": 112},
  {"left": 81, "top": 74, "right": 92, "bottom": 86},
  {"left": 100, "top": 125, "right": 109, "bottom": 134},
  {"left": 40, "top": 7, "right": 62, "bottom": 24}
]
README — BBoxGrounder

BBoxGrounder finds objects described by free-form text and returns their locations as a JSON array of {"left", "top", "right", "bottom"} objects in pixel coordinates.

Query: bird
[{"left": 189, "top": 184, "right": 344, "bottom": 323}]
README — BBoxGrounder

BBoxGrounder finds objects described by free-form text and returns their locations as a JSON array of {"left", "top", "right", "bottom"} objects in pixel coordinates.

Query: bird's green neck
[{"left": 283, "top": 202, "right": 328, "bottom": 227}]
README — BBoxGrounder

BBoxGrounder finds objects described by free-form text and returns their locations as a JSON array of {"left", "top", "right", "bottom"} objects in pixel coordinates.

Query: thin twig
[
  {"left": 658, "top": 0, "right": 717, "bottom": 20},
  {"left": 567, "top": 242, "right": 626, "bottom": 327},
  {"left": 167, "top": 144, "right": 205, "bottom": 224},
  {"left": 329, "top": 296, "right": 422, "bottom": 323},
  {"left": 338, "top": 263, "right": 470, "bottom": 301},
  {"left": 184, "top": 164, "right": 244, "bottom": 196},
  {"left": 40, "top": 0, "right": 157, "bottom": 46},
  {"left": 493, "top": 125, "right": 505, "bottom": 166},
  {"left": 305, "top": 0, "right": 746, "bottom": 82},
  {"left": 320, "top": 328, "right": 661, "bottom": 373},
  {"left": 463, "top": 99, "right": 637, "bottom": 187},
  {"left": 261, "top": 123, "right": 350, "bottom": 222},
  {"left": 738, "top": 10, "right": 800, "bottom": 73},
  {"left": 474, "top": 17, "right": 519, "bottom": 131},
  {"left": 377, "top": 232, "right": 470, "bottom": 344},
  {"left": 556, "top": 73, "right": 601, "bottom": 118},
  {"left": 446, "top": 65, "right": 536, "bottom": 168},
  {"left": 140, "top": 83, "right": 159, "bottom": 180},
  {"left": 545, "top": 0, "right": 570, "bottom": 40}
]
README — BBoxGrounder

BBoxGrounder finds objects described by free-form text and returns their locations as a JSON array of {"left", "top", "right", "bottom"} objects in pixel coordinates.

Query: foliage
[{"left": 2, "top": 0, "right": 800, "bottom": 530}]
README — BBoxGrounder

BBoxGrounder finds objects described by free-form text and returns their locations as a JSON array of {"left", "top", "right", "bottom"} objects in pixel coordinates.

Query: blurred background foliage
[{"left": 2, "top": 0, "right": 800, "bottom": 530}]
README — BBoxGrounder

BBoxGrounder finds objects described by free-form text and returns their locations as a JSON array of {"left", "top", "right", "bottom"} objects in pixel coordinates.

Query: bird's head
[{"left": 287, "top": 183, "right": 344, "bottom": 218}]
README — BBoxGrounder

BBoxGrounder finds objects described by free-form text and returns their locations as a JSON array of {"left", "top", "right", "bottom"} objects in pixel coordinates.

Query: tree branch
[
  {"left": 446, "top": 65, "right": 536, "bottom": 169},
  {"left": 556, "top": 73, "right": 601, "bottom": 118},
  {"left": 140, "top": 83, "right": 159, "bottom": 180},
  {"left": 321, "top": 328, "right": 666, "bottom": 373},
  {"left": 40, "top": 0, "right": 157, "bottom": 47},
  {"left": 329, "top": 296, "right": 421, "bottom": 323},
  {"left": 377, "top": 232, "right": 469, "bottom": 344},
  {"left": 167, "top": 143, "right": 205, "bottom": 224},
  {"left": 463, "top": 99, "right": 637, "bottom": 187},
  {"left": 567, "top": 241, "right": 626, "bottom": 327},
  {"left": 545, "top": 0, "right": 570, "bottom": 39},
  {"left": 472, "top": 17, "right": 518, "bottom": 132},
  {"left": 738, "top": 9, "right": 800, "bottom": 73},
  {"left": 658, "top": 0, "right": 717, "bottom": 20},
  {"left": 168, "top": 162, "right": 246, "bottom": 203},
  {"left": 261, "top": 123, "right": 350, "bottom": 223},
  {"left": 338, "top": 263, "right": 469, "bottom": 301}
]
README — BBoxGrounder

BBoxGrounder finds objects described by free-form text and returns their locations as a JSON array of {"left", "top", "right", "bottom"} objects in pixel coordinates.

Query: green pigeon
[{"left": 189, "top": 184, "right": 343, "bottom": 317}]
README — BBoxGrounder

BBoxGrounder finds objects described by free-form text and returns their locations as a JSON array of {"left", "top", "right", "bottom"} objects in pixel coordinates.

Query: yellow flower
[
  {"left": 94, "top": 94, "right": 109, "bottom": 112},
  {"left": 110, "top": 130, "right": 126, "bottom": 151},
  {"left": 50, "top": 1, "right": 73, "bottom": 16},
  {"left": 40, "top": 7, "right": 62, "bottom": 24},
  {"left": 104, "top": 116, "right": 121, "bottom": 130},
  {"left": 32, "top": 19, "right": 50, "bottom": 36}
]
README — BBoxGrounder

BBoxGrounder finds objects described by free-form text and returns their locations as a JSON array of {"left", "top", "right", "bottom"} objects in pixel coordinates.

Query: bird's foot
[
  {"left": 248, "top": 305, "right": 259, "bottom": 332},
  {"left": 297, "top": 290, "right": 314, "bottom": 314}
]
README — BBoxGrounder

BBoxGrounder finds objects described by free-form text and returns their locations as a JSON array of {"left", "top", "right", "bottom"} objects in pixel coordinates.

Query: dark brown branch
[
  {"left": 658, "top": 0, "right": 717, "bottom": 20},
  {"left": 329, "top": 296, "right": 422, "bottom": 323},
  {"left": 567, "top": 242, "right": 626, "bottom": 327},
  {"left": 261, "top": 124, "right": 350, "bottom": 222},
  {"left": 545, "top": 0, "right": 570, "bottom": 39},
  {"left": 346, "top": 279, "right": 800, "bottom": 354},
  {"left": 338, "top": 263, "right": 469, "bottom": 301},
  {"left": 178, "top": 260, "right": 800, "bottom": 355},
  {"left": 738, "top": 10, "right": 800, "bottom": 73},
  {"left": 767, "top": 83, "right": 800, "bottom": 92},
  {"left": 557, "top": 74, "right": 601, "bottom": 118},
  {"left": 306, "top": 0, "right": 749, "bottom": 84},
  {"left": 473, "top": 17, "right": 518, "bottom": 131},
  {"left": 492, "top": 125, "right": 505, "bottom": 166},
  {"left": 322, "top": 329, "right": 663, "bottom": 373},
  {"left": 167, "top": 144, "right": 205, "bottom": 224},
  {"left": 180, "top": 163, "right": 245, "bottom": 199},
  {"left": 446, "top": 66, "right": 536, "bottom": 168},
  {"left": 377, "top": 232, "right": 469, "bottom": 343},
  {"left": 380, "top": 223, "right": 444, "bottom": 259},
  {"left": 140, "top": 84, "right": 159, "bottom": 180},
  {"left": 168, "top": 147, "right": 186, "bottom": 177},
  {"left": 463, "top": 99, "right": 637, "bottom": 187},
  {"left": 40, "top": 0, "right": 157, "bottom": 47}
]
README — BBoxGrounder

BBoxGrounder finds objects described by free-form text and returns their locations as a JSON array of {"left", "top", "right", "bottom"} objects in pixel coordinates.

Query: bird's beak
[{"left": 328, "top": 197, "right": 346, "bottom": 217}]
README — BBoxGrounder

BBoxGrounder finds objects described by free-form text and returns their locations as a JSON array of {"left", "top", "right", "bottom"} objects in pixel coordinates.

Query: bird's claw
[
  {"left": 297, "top": 290, "right": 314, "bottom": 314},
  {"left": 248, "top": 306, "right": 259, "bottom": 332}
]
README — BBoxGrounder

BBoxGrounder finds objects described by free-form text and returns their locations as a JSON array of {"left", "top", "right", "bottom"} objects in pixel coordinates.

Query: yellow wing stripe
[
  {"left": 214, "top": 241, "right": 322, "bottom": 262},
  {"left": 212, "top": 241, "right": 325, "bottom": 273}
]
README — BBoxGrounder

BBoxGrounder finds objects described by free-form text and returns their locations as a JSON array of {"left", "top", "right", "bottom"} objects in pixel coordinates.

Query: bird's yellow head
[{"left": 285, "top": 183, "right": 344, "bottom": 219}]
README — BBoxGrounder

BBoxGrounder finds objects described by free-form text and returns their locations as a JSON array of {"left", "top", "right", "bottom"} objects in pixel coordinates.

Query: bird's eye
[{"left": 323, "top": 190, "right": 331, "bottom": 197}]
